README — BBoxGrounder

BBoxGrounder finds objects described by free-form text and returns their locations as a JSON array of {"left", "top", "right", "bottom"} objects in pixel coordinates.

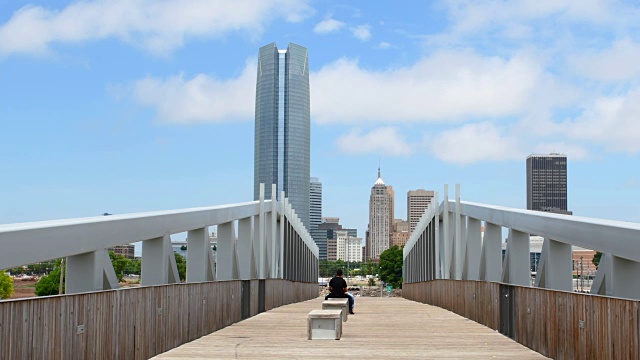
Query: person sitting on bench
[{"left": 325, "top": 269, "right": 354, "bottom": 314}]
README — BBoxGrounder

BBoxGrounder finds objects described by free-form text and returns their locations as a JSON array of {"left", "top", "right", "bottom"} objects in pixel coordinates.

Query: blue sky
[{"left": 2, "top": 0, "right": 640, "bottom": 242}]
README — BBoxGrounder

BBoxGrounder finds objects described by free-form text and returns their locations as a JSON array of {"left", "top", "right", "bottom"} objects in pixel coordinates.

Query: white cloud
[
  {"left": 351, "top": 24, "right": 371, "bottom": 41},
  {"left": 336, "top": 127, "right": 412, "bottom": 156},
  {"left": 427, "top": 123, "right": 523, "bottom": 164},
  {"left": 313, "top": 18, "right": 345, "bottom": 34},
  {"left": 443, "top": 0, "right": 623, "bottom": 35},
  {"left": 131, "top": 61, "right": 256, "bottom": 123},
  {"left": 378, "top": 41, "right": 391, "bottom": 49},
  {"left": 564, "top": 89, "right": 640, "bottom": 153},
  {"left": 0, "top": 0, "right": 313, "bottom": 56},
  {"left": 568, "top": 39, "right": 640, "bottom": 82},
  {"left": 311, "top": 49, "right": 542, "bottom": 124}
]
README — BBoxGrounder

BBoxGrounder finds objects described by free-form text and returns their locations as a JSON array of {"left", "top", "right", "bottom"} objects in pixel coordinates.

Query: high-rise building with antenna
[{"left": 367, "top": 167, "right": 394, "bottom": 260}]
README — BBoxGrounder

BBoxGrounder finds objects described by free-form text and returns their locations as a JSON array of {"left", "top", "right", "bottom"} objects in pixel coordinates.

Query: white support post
[
  {"left": 207, "top": 246, "right": 216, "bottom": 281},
  {"left": 464, "top": 217, "right": 481, "bottom": 280},
  {"left": 216, "top": 221, "right": 238, "bottom": 281},
  {"left": 258, "top": 183, "right": 266, "bottom": 279},
  {"left": 591, "top": 253, "right": 611, "bottom": 296},
  {"left": 433, "top": 192, "right": 440, "bottom": 279},
  {"left": 535, "top": 238, "right": 572, "bottom": 291},
  {"left": 66, "top": 249, "right": 115, "bottom": 294},
  {"left": 101, "top": 250, "right": 120, "bottom": 290},
  {"left": 167, "top": 243, "right": 180, "bottom": 284},
  {"left": 454, "top": 184, "right": 463, "bottom": 280},
  {"left": 264, "top": 210, "right": 272, "bottom": 278},
  {"left": 237, "top": 217, "right": 254, "bottom": 280},
  {"left": 186, "top": 227, "right": 209, "bottom": 283},
  {"left": 141, "top": 234, "right": 180, "bottom": 286},
  {"left": 279, "top": 193, "right": 286, "bottom": 279},
  {"left": 442, "top": 184, "right": 451, "bottom": 279},
  {"left": 501, "top": 229, "right": 530, "bottom": 286},
  {"left": 480, "top": 222, "right": 502, "bottom": 281},
  {"left": 610, "top": 255, "right": 640, "bottom": 299},
  {"left": 271, "top": 184, "right": 278, "bottom": 278}
]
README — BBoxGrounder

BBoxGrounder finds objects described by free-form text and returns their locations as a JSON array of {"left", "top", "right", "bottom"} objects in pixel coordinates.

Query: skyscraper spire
[{"left": 378, "top": 166, "right": 381, "bottom": 179}]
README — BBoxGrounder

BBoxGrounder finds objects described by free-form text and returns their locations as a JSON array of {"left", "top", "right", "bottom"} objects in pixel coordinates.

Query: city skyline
[{"left": 2, "top": 1, "right": 640, "bottom": 241}]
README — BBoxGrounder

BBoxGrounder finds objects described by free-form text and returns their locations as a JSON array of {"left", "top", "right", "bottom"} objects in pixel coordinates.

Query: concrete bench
[
  {"left": 307, "top": 310, "right": 343, "bottom": 340},
  {"left": 322, "top": 298, "right": 349, "bottom": 322}
]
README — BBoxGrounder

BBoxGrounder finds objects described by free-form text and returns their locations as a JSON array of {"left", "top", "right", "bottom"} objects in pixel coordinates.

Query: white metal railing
[
  {"left": 0, "top": 184, "right": 318, "bottom": 294},
  {"left": 404, "top": 184, "right": 640, "bottom": 300}
]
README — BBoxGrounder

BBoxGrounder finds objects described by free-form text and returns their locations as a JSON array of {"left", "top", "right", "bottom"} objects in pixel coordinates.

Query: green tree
[
  {"left": 0, "top": 271, "right": 14, "bottom": 299},
  {"left": 350, "top": 268, "right": 363, "bottom": 276},
  {"left": 9, "top": 267, "right": 25, "bottom": 275},
  {"left": 368, "top": 277, "right": 376, "bottom": 287},
  {"left": 379, "top": 245, "right": 403, "bottom": 289},
  {"left": 364, "top": 261, "right": 380, "bottom": 276},
  {"left": 35, "top": 266, "right": 64, "bottom": 296},
  {"left": 109, "top": 251, "right": 129, "bottom": 282},
  {"left": 175, "top": 253, "right": 186, "bottom": 282},
  {"left": 593, "top": 252, "right": 602, "bottom": 269},
  {"left": 125, "top": 258, "right": 141, "bottom": 275}
]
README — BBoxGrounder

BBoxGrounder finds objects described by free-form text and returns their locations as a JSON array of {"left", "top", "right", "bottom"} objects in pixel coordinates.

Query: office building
[
  {"left": 407, "top": 189, "right": 435, "bottom": 233},
  {"left": 336, "top": 230, "right": 363, "bottom": 262},
  {"left": 367, "top": 167, "right": 393, "bottom": 260},
  {"left": 254, "top": 42, "right": 311, "bottom": 228},
  {"left": 387, "top": 185, "right": 395, "bottom": 240},
  {"left": 310, "top": 178, "right": 322, "bottom": 229},
  {"left": 526, "top": 154, "right": 571, "bottom": 215},
  {"left": 327, "top": 238, "right": 337, "bottom": 261},
  {"left": 108, "top": 244, "right": 135, "bottom": 259},
  {"left": 322, "top": 216, "right": 340, "bottom": 224},
  {"left": 309, "top": 177, "right": 326, "bottom": 258},
  {"left": 391, "top": 219, "right": 410, "bottom": 247},
  {"left": 393, "top": 219, "right": 409, "bottom": 233}
]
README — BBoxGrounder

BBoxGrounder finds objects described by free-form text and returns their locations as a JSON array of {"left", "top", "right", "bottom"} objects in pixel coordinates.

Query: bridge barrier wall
[
  {"left": 404, "top": 280, "right": 640, "bottom": 360},
  {"left": 0, "top": 279, "right": 317, "bottom": 360}
]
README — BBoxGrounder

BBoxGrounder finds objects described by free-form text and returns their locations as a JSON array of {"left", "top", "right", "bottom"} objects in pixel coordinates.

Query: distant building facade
[
  {"left": 327, "top": 238, "right": 337, "bottom": 261},
  {"left": 322, "top": 216, "right": 340, "bottom": 224},
  {"left": 309, "top": 177, "right": 326, "bottom": 258},
  {"left": 391, "top": 219, "right": 410, "bottom": 247},
  {"left": 407, "top": 189, "right": 435, "bottom": 233},
  {"left": 393, "top": 219, "right": 409, "bottom": 233},
  {"left": 336, "top": 230, "right": 363, "bottom": 262},
  {"left": 108, "top": 244, "right": 135, "bottom": 259},
  {"left": 254, "top": 42, "right": 310, "bottom": 228},
  {"left": 316, "top": 217, "right": 357, "bottom": 260},
  {"left": 367, "top": 168, "right": 393, "bottom": 261},
  {"left": 526, "top": 154, "right": 571, "bottom": 215}
]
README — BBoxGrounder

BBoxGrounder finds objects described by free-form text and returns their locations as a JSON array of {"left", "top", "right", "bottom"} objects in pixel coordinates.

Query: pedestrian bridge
[{"left": 1, "top": 184, "right": 639, "bottom": 359}]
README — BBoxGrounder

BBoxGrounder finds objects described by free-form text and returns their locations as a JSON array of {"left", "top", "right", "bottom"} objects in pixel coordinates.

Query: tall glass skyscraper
[{"left": 254, "top": 42, "right": 310, "bottom": 229}]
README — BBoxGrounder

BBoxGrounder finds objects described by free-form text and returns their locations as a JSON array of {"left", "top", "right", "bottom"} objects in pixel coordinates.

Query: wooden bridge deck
[{"left": 153, "top": 296, "right": 546, "bottom": 359}]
